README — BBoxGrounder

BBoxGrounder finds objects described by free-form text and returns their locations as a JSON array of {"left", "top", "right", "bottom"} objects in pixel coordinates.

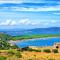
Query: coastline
[{"left": 9, "top": 36, "right": 60, "bottom": 44}]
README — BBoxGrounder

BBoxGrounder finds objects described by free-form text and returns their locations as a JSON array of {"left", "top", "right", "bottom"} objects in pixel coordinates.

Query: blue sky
[{"left": 0, "top": 0, "right": 60, "bottom": 29}]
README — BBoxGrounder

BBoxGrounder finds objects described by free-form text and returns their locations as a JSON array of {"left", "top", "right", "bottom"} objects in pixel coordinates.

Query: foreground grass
[{"left": 0, "top": 49, "right": 60, "bottom": 60}]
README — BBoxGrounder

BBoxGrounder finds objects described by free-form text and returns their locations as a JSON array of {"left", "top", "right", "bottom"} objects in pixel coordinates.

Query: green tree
[
  {"left": 52, "top": 49, "right": 58, "bottom": 53},
  {"left": 0, "top": 56, "right": 6, "bottom": 60},
  {"left": 43, "top": 49, "right": 51, "bottom": 53},
  {"left": 15, "top": 51, "right": 22, "bottom": 58}
]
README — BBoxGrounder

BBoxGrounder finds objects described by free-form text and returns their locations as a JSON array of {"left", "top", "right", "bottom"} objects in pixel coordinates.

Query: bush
[
  {"left": 43, "top": 49, "right": 51, "bottom": 53},
  {"left": 11, "top": 45, "right": 18, "bottom": 49},
  {"left": 7, "top": 50, "right": 15, "bottom": 56},
  {"left": 0, "top": 56, "right": 6, "bottom": 60},
  {"left": 52, "top": 49, "right": 58, "bottom": 53},
  {"left": 27, "top": 48, "right": 41, "bottom": 52},
  {"left": 35, "top": 50, "right": 41, "bottom": 52},
  {"left": 15, "top": 51, "right": 22, "bottom": 58},
  {"left": 48, "top": 58, "right": 55, "bottom": 60},
  {"left": 28, "top": 59, "right": 33, "bottom": 60}
]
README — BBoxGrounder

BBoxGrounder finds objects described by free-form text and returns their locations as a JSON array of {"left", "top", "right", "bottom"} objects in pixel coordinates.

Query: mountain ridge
[{"left": 0, "top": 27, "right": 60, "bottom": 36}]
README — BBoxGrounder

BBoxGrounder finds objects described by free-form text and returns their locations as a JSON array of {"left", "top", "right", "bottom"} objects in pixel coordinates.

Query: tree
[
  {"left": 52, "top": 49, "right": 58, "bottom": 53},
  {"left": 43, "top": 49, "right": 51, "bottom": 53}
]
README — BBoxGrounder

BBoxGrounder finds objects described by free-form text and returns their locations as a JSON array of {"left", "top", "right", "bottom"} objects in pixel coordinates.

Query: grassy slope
[{"left": 0, "top": 33, "right": 12, "bottom": 41}]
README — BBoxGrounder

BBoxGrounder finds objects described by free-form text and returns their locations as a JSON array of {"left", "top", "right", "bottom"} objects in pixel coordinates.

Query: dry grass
[
  {"left": 0, "top": 49, "right": 60, "bottom": 60},
  {"left": 22, "top": 51, "right": 60, "bottom": 60}
]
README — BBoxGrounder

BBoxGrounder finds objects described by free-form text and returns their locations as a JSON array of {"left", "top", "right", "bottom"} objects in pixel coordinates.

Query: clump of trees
[{"left": 0, "top": 40, "right": 10, "bottom": 50}]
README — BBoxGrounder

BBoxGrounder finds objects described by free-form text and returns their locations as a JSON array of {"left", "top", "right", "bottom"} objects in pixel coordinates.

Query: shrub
[
  {"left": 28, "top": 59, "right": 33, "bottom": 60},
  {"left": 7, "top": 50, "right": 15, "bottom": 56},
  {"left": 35, "top": 50, "right": 41, "bottom": 52},
  {"left": 11, "top": 45, "right": 18, "bottom": 49},
  {"left": 43, "top": 49, "right": 51, "bottom": 53},
  {"left": 0, "top": 56, "right": 6, "bottom": 60},
  {"left": 27, "top": 48, "right": 41, "bottom": 52},
  {"left": 48, "top": 58, "right": 55, "bottom": 60},
  {"left": 52, "top": 49, "right": 58, "bottom": 53},
  {"left": 15, "top": 51, "right": 22, "bottom": 58}
]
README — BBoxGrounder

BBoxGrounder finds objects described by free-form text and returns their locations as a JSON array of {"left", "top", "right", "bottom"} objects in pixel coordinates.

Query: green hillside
[
  {"left": 0, "top": 33, "right": 12, "bottom": 41},
  {"left": 11, "top": 34, "right": 60, "bottom": 41},
  {"left": 0, "top": 33, "right": 13, "bottom": 49}
]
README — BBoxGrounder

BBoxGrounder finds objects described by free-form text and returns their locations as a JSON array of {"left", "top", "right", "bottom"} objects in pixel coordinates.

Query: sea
[{"left": 15, "top": 38, "right": 60, "bottom": 48}]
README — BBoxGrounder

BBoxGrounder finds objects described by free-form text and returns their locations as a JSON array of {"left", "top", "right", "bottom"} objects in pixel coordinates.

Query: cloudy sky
[{"left": 0, "top": 0, "right": 60, "bottom": 29}]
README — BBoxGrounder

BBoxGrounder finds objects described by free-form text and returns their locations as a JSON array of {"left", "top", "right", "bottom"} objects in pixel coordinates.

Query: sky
[{"left": 0, "top": 0, "right": 60, "bottom": 29}]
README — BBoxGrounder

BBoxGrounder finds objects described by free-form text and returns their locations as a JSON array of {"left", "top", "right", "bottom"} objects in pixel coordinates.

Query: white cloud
[
  {"left": 10, "top": 20, "right": 17, "bottom": 25},
  {"left": 19, "top": 19, "right": 37, "bottom": 25},
  {"left": 0, "top": 2, "right": 60, "bottom": 11},
  {"left": 51, "top": 20, "right": 57, "bottom": 23},
  {"left": 0, "top": 19, "right": 60, "bottom": 28},
  {"left": 0, "top": 19, "right": 38, "bottom": 26},
  {"left": 53, "top": 12, "right": 60, "bottom": 15},
  {"left": 0, "top": 19, "right": 11, "bottom": 25},
  {"left": 0, "top": 0, "right": 24, "bottom": 3},
  {"left": 19, "top": 19, "right": 31, "bottom": 25},
  {"left": 10, "top": 6, "right": 60, "bottom": 11},
  {"left": 0, "top": 19, "right": 17, "bottom": 26},
  {"left": 31, "top": 23, "right": 38, "bottom": 25}
]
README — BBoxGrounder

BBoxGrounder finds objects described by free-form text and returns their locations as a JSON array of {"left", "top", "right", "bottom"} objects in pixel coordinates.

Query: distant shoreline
[{"left": 9, "top": 37, "right": 60, "bottom": 44}]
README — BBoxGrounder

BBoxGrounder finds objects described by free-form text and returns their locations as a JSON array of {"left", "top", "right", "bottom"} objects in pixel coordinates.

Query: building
[{"left": 54, "top": 43, "right": 60, "bottom": 49}]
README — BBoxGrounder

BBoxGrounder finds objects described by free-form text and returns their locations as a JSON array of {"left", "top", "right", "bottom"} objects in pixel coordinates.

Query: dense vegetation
[
  {"left": 0, "top": 33, "right": 18, "bottom": 50},
  {"left": 0, "top": 40, "right": 10, "bottom": 50},
  {"left": 0, "top": 33, "right": 12, "bottom": 41}
]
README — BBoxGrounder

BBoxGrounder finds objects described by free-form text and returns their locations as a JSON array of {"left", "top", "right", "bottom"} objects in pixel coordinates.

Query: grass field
[{"left": 0, "top": 48, "right": 60, "bottom": 60}]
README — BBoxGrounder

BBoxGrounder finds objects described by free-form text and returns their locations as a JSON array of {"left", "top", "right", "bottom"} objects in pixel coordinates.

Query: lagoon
[{"left": 15, "top": 38, "right": 60, "bottom": 48}]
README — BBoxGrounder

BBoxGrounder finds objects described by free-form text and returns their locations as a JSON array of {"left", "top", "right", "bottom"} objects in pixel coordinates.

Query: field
[{"left": 0, "top": 49, "right": 60, "bottom": 60}]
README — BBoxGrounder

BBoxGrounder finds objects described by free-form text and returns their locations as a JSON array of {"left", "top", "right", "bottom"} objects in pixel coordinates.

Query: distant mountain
[
  {"left": 26, "top": 27, "right": 60, "bottom": 34},
  {"left": 28, "top": 27, "right": 60, "bottom": 32},
  {"left": 0, "top": 27, "right": 60, "bottom": 36}
]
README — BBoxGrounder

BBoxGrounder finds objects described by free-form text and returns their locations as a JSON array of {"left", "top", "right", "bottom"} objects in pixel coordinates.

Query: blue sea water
[{"left": 15, "top": 38, "right": 60, "bottom": 48}]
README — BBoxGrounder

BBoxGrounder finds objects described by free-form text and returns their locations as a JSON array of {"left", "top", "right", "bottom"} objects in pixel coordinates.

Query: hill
[
  {"left": 0, "top": 33, "right": 12, "bottom": 41},
  {"left": 0, "top": 27, "right": 60, "bottom": 36}
]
